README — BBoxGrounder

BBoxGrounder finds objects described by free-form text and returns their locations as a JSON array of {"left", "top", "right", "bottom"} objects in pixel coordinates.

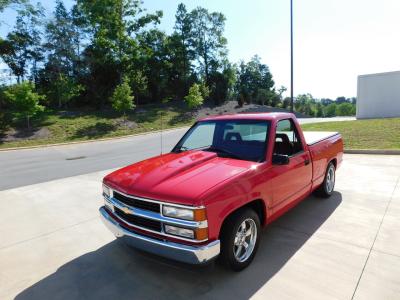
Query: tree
[
  {"left": 336, "top": 102, "right": 355, "bottom": 116},
  {"left": 277, "top": 86, "right": 287, "bottom": 105},
  {"left": 137, "top": 29, "right": 171, "bottom": 102},
  {"left": 335, "top": 96, "right": 347, "bottom": 104},
  {"left": 52, "top": 74, "right": 84, "bottom": 108},
  {"left": 44, "top": 1, "right": 80, "bottom": 76},
  {"left": 76, "top": 0, "right": 162, "bottom": 106},
  {"left": 190, "top": 7, "right": 227, "bottom": 84},
  {"left": 0, "top": 4, "right": 44, "bottom": 82},
  {"left": 295, "top": 94, "right": 316, "bottom": 115},
  {"left": 282, "top": 97, "right": 291, "bottom": 109},
  {"left": 324, "top": 103, "right": 337, "bottom": 117},
  {"left": 198, "top": 80, "right": 210, "bottom": 99},
  {"left": 208, "top": 61, "right": 236, "bottom": 104},
  {"left": 236, "top": 56, "right": 276, "bottom": 105},
  {"left": 39, "top": 0, "right": 84, "bottom": 107},
  {"left": 315, "top": 102, "right": 324, "bottom": 117},
  {"left": 4, "top": 81, "right": 44, "bottom": 128},
  {"left": 111, "top": 77, "right": 135, "bottom": 117},
  {"left": 171, "top": 3, "right": 193, "bottom": 92},
  {"left": 256, "top": 89, "right": 270, "bottom": 105},
  {"left": 0, "top": 0, "right": 27, "bottom": 14},
  {"left": 321, "top": 98, "right": 334, "bottom": 106},
  {"left": 184, "top": 83, "right": 203, "bottom": 109}
]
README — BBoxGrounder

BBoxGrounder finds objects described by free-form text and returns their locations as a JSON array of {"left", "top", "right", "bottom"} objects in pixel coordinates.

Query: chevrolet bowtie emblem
[{"left": 121, "top": 206, "right": 131, "bottom": 214}]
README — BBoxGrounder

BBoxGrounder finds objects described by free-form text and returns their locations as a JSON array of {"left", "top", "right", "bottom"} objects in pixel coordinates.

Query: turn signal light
[
  {"left": 193, "top": 208, "right": 207, "bottom": 221},
  {"left": 195, "top": 227, "right": 208, "bottom": 240}
]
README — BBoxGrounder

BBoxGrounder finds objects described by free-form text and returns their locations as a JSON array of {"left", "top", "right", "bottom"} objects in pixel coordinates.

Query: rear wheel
[
  {"left": 219, "top": 208, "right": 261, "bottom": 271},
  {"left": 315, "top": 162, "right": 336, "bottom": 198}
]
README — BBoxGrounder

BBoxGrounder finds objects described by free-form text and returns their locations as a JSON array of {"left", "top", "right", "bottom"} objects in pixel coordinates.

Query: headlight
[
  {"left": 162, "top": 206, "right": 206, "bottom": 221},
  {"left": 103, "top": 184, "right": 111, "bottom": 198},
  {"left": 164, "top": 225, "right": 194, "bottom": 239},
  {"left": 162, "top": 206, "right": 194, "bottom": 220}
]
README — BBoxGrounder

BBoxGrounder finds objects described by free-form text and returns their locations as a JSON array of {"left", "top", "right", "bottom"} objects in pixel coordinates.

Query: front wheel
[
  {"left": 315, "top": 162, "right": 336, "bottom": 198},
  {"left": 219, "top": 208, "right": 261, "bottom": 271}
]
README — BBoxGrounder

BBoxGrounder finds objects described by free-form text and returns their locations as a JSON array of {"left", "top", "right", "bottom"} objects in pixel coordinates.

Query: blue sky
[{"left": 2, "top": 0, "right": 400, "bottom": 99}]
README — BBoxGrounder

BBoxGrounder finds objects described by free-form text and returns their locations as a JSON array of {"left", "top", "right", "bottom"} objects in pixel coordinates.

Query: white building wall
[{"left": 357, "top": 71, "right": 400, "bottom": 119}]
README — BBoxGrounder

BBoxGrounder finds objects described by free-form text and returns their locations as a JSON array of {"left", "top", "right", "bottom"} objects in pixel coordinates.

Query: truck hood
[{"left": 103, "top": 150, "right": 254, "bottom": 206}]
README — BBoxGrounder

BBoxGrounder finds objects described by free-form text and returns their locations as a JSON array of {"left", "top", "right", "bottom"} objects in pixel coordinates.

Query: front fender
[{"left": 202, "top": 179, "right": 250, "bottom": 240}]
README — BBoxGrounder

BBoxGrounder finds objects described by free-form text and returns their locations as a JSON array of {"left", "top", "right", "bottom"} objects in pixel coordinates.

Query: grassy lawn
[
  {"left": 0, "top": 104, "right": 195, "bottom": 149},
  {"left": 301, "top": 118, "right": 400, "bottom": 150},
  {"left": 2, "top": 108, "right": 399, "bottom": 150}
]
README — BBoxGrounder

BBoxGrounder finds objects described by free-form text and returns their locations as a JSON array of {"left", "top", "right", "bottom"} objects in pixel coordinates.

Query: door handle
[{"left": 304, "top": 159, "right": 310, "bottom": 165}]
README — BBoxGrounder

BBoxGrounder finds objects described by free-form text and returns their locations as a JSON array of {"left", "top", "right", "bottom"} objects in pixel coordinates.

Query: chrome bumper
[{"left": 99, "top": 207, "right": 220, "bottom": 264}]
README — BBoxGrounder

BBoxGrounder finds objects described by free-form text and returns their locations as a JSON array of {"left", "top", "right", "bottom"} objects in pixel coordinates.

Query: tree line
[
  {"left": 293, "top": 94, "right": 356, "bottom": 118},
  {"left": 0, "top": 0, "right": 355, "bottom": 129}
]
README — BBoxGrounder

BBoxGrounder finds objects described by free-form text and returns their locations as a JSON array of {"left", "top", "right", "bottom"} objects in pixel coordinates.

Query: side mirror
[{"left": 272, "top": 154, "right": 290, "bottom": 165}]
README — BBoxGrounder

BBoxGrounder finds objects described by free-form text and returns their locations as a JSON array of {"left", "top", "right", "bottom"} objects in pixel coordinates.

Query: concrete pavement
[
  {"left": 0, "top": 116, "right": 355, "bottom": 191},
  {"left": 0, "top": 154, "right": 399, "bottom": 299}
]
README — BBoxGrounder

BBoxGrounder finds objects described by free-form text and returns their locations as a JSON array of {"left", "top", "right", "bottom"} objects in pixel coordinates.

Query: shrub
[
  {"left": 4, "top": 82, "right": 45, "bottom": 129},
  {"left": 184, "top": 83, "right": 204, "bottom": 109},
  {"left": 336, "top": 102, "right": 355, "bottom": 116},
  {"left": 110, "top": 77, "right": 135, "bottom": 117},
  {"left": 198, "top": 81, "right": 210, "bottom": 100},
  {"left": 324, "top": 103, "right": 337, "bottom": 117}
]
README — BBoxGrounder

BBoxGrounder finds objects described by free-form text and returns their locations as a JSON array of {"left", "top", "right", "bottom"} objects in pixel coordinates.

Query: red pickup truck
[{"left": 100, "top": 113, "right": 343, "bottom": 271}]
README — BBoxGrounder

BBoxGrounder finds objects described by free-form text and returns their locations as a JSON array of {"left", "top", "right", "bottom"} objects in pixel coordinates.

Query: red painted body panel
[{"left": 103, "top": 113, "right": 343, "bottom": 243}]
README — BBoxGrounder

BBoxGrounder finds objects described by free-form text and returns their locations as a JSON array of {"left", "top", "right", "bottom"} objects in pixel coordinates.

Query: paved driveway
[{"left": 0, "top": 154, "right": 399, "bottom": 299}]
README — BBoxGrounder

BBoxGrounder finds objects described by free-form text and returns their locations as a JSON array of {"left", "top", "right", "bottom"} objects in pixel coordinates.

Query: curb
[
  {"left": 0, "top": 126, "right": 189, "bottom": 152},
  {"left": 344, "top": 149, "right": 400, "bottom": 155}
]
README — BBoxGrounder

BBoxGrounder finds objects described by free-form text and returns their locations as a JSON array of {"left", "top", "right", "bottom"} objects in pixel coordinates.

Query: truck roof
[{"left": 199, "top": 112, "right": 296, "bottom": 122}]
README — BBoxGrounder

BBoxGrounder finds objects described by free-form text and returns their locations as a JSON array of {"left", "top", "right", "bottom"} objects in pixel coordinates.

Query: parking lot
[{"left": 1, "top": 154, "right": 399, "bottom": 300}]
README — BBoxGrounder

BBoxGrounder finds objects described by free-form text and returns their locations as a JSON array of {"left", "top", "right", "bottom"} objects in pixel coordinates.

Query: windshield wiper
[
  {"left": 174, "top": 145, "right": 209, "bottom": 153},
  {"left": 206, "top": 146, "right": 242, "bottom": 160},
  {"left": 176, "top": 146, "right": 189, "bottom": 152}
]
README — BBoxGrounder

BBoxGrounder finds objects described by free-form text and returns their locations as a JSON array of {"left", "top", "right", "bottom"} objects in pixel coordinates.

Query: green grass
[
  {"left": 301, "top": 118, "right": 400, "bottom": 150},
  {"left": 0, "top": 104, "right": 195, "bottom": 149},
  {"left": 2, "top": 108, "right": 400, "bottom": 150}
]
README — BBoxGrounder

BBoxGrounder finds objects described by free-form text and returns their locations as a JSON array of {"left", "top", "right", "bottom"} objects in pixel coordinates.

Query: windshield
[{"left": 172, "top": 120, "right": 270, "bottom": 162}]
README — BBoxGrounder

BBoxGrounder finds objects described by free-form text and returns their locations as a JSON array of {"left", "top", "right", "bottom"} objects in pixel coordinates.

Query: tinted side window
[{"left": 274, "top": 119, "right": 303, "bottom": 156}]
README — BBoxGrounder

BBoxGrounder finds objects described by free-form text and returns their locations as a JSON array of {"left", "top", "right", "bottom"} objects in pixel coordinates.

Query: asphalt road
[
  {"left": 0, "top": 128, "right": 188, "bottom": 191},
  {"left": 0, "top": 116, "right": 355, "bottom": 191}
]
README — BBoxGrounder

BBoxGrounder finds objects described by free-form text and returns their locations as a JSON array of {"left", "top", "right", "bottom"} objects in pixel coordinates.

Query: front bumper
[{"left": 100, "top": 207, "right": 220, "bottom": 264}]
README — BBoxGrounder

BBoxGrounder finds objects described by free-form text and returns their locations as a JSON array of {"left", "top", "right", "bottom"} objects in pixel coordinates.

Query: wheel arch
[
  {"left": 219, "top": 198, "right": 267, "bottom": 239},
  {"left": 330, "top": 158, "right": 337, "bottom": 169}
]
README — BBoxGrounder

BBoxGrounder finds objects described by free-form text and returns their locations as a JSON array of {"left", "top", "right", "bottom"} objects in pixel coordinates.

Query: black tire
[
  {"left": 219, "top": 208, "right": 261, "bottom": 271},
  {"left": 315, "top": 162, "right": 336, "bottom": 198}
]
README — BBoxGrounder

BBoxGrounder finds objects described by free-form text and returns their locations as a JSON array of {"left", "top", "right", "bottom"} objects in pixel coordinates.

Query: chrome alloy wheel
[
  {"left": 233, "top": 218, "right": 257, "bottom": 263},
  {"left": 326, "top": 165, "right": 335, "bottom": 193}
]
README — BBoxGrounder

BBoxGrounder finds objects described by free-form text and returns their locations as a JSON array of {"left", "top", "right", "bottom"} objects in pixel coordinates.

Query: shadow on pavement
[{"left": 16, "top": 193, "right": 342, "bottom": 300}]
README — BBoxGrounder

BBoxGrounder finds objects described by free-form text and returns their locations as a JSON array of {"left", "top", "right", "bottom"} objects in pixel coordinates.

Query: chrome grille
[
  {"left": 113, "top": 191, "right": 160, "bottom": 213},
  {"left": 114, "top": 207, "right": 162, "bottom": 232}
]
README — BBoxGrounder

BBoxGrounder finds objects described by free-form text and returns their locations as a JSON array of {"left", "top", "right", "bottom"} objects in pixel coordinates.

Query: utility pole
[{"left": 290, "top": 0, "right": 294, "bottom": 113}]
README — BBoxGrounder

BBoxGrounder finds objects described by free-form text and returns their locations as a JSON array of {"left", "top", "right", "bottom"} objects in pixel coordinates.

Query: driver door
[{"left": 269, "top": 119, "right": 312, "bottom": 211}]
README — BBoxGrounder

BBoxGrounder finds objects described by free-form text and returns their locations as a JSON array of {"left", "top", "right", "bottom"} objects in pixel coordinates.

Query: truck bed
[
  {"left": 304, "top": 131, "right": 343, "bottom": 190},
  {"left": 303, "top": 131, "right": 340, "bottom": 145}
]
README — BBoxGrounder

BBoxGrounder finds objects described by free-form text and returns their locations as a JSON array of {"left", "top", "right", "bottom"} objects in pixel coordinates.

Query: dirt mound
[
  {"left": 1, "top": 127, "right": 51, "bottom": 142},
  {"left": 196, "top": 101, "right": 310, "bottom": 119},
  {"left": 113, "top": 119, "right": 138, "bottom": 129}
]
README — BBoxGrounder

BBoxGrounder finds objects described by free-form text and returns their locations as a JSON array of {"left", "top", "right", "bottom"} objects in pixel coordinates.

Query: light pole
[{"left": 290, "top": 0, "right": 294, "bottom": 113}]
